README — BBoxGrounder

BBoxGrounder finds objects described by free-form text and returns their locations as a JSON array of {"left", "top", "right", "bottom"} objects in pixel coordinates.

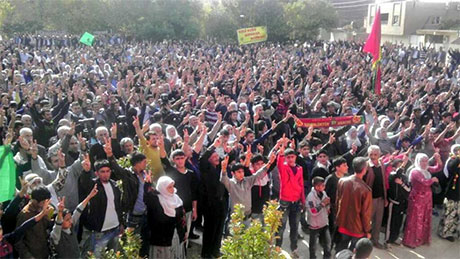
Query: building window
[
  {"left": 381, "top": 13, "right": 389, "bottom": 25},
  {"left": 432, "top": 16, "right": 441, "bottom": 24},
  {"left": 369, "top": 5, "right": 376, "bottom": 25},
  {"left": 393, "top": 15, "right": 400, "bottom": 26},
  {"left": 393, "top": 3, "right": 401, "bottom": 26}
]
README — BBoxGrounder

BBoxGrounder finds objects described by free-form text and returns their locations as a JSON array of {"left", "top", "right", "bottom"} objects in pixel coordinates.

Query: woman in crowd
[
  {"left": 403, "top": 153, "right": 442, "bottom": 248},
  {"left": 144, "top": 175, "right": 187, "bottom": 259}
]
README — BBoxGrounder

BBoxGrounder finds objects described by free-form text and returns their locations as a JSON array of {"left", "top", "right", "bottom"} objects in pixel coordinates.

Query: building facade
[{"left": 365, "top": 0, "right": 460, "bottom": 49}]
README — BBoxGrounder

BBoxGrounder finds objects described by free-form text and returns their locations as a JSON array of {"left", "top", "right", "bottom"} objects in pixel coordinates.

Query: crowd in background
[{"left": 0, "top": 34, "right": 459, "bottom": 259}]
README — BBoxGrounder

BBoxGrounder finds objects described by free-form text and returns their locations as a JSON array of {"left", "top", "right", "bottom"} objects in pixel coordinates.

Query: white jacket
[{"left": 306, "top": 188, "right": 330, "bottom": 229}]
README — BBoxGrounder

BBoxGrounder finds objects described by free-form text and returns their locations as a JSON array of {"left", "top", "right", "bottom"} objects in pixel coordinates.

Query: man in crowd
[
  {"left": 275, "top": 135, "right": 305, "bottom": 258},
  {"left": 325, "top": 157, "right": 348, "bottom": 246},
  {"left": 336, "top": 157, "right": 372, "bottom": 252},
  {"left": 364, "top": 146, "right": 388, "bottom": 249},
  {"left": 79, "top": 160, "right": 122, "bottom": 258}
]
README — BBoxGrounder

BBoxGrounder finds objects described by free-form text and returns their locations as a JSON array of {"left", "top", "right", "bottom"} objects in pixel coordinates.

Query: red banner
[{"left": 294, "top": 115, "right": 365, "bottom": 128}]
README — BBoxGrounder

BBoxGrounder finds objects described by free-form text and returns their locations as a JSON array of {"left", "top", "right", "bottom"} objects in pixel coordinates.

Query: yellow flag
[{"left": 237, "top": 26, "right": 267, "bottom": 45}]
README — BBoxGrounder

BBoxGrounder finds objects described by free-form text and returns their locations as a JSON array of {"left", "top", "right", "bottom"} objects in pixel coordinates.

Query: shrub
[
  {"left": 221, "top": 200, "right": 285, "bottom": 259},
  {"left": 88, "top": 230, "right": 142, "bottom": 259}
]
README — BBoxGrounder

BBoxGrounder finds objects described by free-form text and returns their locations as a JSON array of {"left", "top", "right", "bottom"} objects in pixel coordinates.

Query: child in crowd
[
  {"left": 306, "top": 176, "right": 331, "bottom": 259},
  {"left": 50, "top": 184, "right": 98, "bottom": 258},
  {"left": 220, "top": 151, "right": 276, "bottom": 220}
]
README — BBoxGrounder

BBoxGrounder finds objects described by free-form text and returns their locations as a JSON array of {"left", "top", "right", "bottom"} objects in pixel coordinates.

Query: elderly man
[
  {"left": 89, "top": 126, "right": 122, "bottom": 166},
  {"left": 364, "top": 145, "right": 388, "bottom": 249}
]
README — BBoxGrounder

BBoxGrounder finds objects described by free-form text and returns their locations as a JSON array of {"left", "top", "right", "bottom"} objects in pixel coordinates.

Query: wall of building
[
  {"left": 403, "top": 2, "right": 457, "bottom": 35},
  {"left": 367, "top": 1, "right": 460, "bottom": 35},
  {"left": 331, "top": 0, "right": 375, "bottom": 28}
]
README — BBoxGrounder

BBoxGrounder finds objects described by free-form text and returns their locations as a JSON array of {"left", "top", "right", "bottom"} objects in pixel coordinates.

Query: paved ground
[
  {"left": 189, "top": 213, "right": 459, "bottom": 259},
  {"left": 283, "top": 214, "right": 460, "bottom": 259}
]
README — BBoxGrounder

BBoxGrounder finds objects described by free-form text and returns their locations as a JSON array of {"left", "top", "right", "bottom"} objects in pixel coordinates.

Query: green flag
[
  {"left": 0, "top": 145, "right": 16, "bottom": 203},
  {"left": 79, "top": 32, "right": 95, "bottom": 46}
]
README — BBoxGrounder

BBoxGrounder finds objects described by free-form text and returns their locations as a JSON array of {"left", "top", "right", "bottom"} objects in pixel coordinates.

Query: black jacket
[
  {"left": 79, "top": 170, "right": 123, "bottom": 232},
  {"left": 199, "top": 147, "right": 228, "bottom": 209},
  {"left": 162, "top": 158, "right": 199, "bottom": 212},
  {"left": 143, "top": 183, "right": 186, "bottom": 246},
  {"left": 325, "top": 173, "right": 340, "bottom": 213},
  {"left": 108, "top": 156, "right": 140, "bottom": 214},
  {"left": 445, "top": 158, "right": 460, "bottom": 201},
  {"left": 388, "top": 168, "right": 410, "bottom": 209}
]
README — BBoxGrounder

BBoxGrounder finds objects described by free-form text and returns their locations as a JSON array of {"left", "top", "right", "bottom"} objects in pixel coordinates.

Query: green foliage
[
  {"left": 0, "top": 0, "right": 12, "bottom": 30},
  {"left": 88, "top": 230, "right": 142, "bottom": 259},
  {"left": 221, "top": 200, "right": 285, "bottom": 259},
  {"left": 0, "top": 0, "right": 338, "bottom": 42},
  {"left": 284, "top": 0, "right": 338, "bottom": 41},
  {"left": 117, "top": 156, "right": 132, "bottom": 169},
  {"left": 204, "top": 4, "right": 238, "bottom": 42}
]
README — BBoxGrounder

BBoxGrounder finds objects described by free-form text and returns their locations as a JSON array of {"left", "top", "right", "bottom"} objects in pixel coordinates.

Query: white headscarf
[
  {"left": 375, "top": 128, "right": 386, "bottom": 140},
  {"left": 346, "top": 126, "right": 362, "bottom": 149},
  {"left": 379, "top": 117, "right": 390, "bottom": 128},
  {"left": 444, "top": 144, "right": 460, "bottom": 178},
  {"left": 409, "top": 153, "right": 430, "bottom": 182},
  {"left": 156, "top": 176, "right": 183, "bottom": 217}
]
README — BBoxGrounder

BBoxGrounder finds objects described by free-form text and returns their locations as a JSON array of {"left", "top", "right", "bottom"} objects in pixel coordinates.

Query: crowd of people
[{"left": 0, "top": 33, "right": 459, "bottom": 259}]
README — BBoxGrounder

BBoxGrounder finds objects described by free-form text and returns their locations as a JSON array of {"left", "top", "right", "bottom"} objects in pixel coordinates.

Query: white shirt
[{"left": 101, "top": 182, "right": 119, "bottom": 231}]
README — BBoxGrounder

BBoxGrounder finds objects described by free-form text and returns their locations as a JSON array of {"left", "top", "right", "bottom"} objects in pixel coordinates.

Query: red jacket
[{"left": 277, "top": 154, "right": 305, "bottom": 205}]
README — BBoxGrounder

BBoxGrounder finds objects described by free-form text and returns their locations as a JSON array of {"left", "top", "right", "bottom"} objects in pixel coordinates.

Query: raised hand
[
  {"left": 212, "top": 136, "right": 222, "bottom": 148},
  {"left": 282, "top": 134, "right": 290, "bottom": 147},
  {"left": 308, "top": 125, "right": 314, "bottom": 135},
  {"left": 245, "top": 145, "right": 253, "bottom": 159},
  {"left": 290, "top": 139, "right": 296, "bottom": 150},
  {"left": 82, "top": 153, "right": 91, "bottom": 172},
  {"left": 351, "top": 143, "right": 358, "bottom": 154},
  {"left": 221, "top": 156, "right": 229, "bottom": 172},
  {"left": 328, "top": 133, "right": 336, "bottom": 144},
  {"left": 254, "top": 113, "right": 260, "bottom": 123},
  {"left": 271, "top": 120, "right": 277, "bottom": 131},
  {"left": 30, "top": 140, "right": 39, "bottom": 159},
  {"left": 111, "top": 123, "right": 118, "bottom": 139},
  {"left": 144, "top": 170, "right": 153, "bottom": 183},
  {"left": 183, "top": 129, "right": 190, "bottom": 145},
  {"left": 88, "top": 184, "right": 99, "bottom": 199},
  {"left": 257, "top": 143, "right": 264, "bottom": 154},
  {"left": 158, "top": 135, "right": 165, "bottom": 148},
  {"left": 77, "top": 132, "right": 87, "bottom": 151},
  {"left": 18, "top": 136, "right": 30, "bottom": 151},
  {"left": 132, "top": 116, "right": 140, "bottom": 129},
  {"left": 433, "top": 152, "right": 442, "bottom": 164},
  {"left": 18, "top": 176, "right": 29, "bottom": 198},
  {"left": 267, "top": 151, "right": 277, "bottom": 166},
  {"left": 103, "top": 137, "right": 113, "bottom": 157},
  {"left": 57, "top": 149, "right": 66, "bottom": 168},
  {"left": 404, "top": 146, "right": 413, "bottom": 156},
  {"left": 3, "top": 129, "right": 13, "bottom": 146},
  {"left": 57, "top": 196, "right": 66, "bottom": 212}
]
